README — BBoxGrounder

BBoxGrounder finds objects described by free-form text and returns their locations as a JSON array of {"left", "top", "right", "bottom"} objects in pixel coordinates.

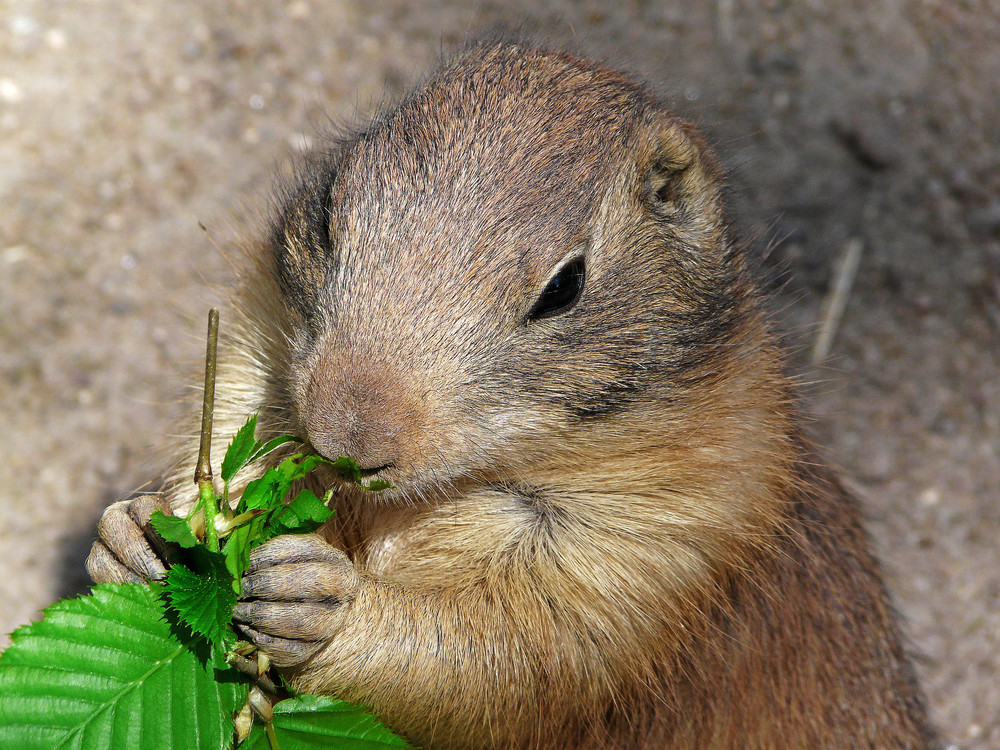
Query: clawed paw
[
  {"left": 232, "top": 534, "right": 360, "bottom": 668},
  {"left": 86, "top": 495, "right": 175, "bottom": 585}
]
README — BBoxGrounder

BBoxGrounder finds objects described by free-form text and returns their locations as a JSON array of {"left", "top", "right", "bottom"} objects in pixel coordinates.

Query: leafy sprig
[
  {"left": 150, "top": 421, "right": 339, "bottom": 652},
  {"left": 0, "top": 310, "right": 411, "bottom": 750}
]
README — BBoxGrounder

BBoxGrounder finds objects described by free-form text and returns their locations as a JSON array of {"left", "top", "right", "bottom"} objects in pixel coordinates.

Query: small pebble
[
  {"left": 0, "top": 79, "right": 24, "bottom": 104},
  {"left": 8, "top": 15, "right": 39, "bottom": 36},
  {"left": 919, "top": 487, "right": 941, "bottom": 507},
  {"left": 45, "top": 28, "right": 67, "bottom": 49}
]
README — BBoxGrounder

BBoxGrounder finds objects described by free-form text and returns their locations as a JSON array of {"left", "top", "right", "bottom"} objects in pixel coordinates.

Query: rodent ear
[{"left": 643, "top": 120, "right": 701, "bottom": 214}]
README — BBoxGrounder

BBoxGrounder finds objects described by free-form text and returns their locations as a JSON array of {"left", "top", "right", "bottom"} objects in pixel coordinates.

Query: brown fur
[{"left": 96, "top": 40, "right": 933, "bottom": 748}]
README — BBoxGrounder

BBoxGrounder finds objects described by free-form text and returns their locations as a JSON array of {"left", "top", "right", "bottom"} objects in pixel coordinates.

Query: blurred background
[{"left": 1, "top": 1, "right": 997, "bottom": 746}]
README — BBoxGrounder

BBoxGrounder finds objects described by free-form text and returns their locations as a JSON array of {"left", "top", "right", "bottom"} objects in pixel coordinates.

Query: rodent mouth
[{"left": 358, "top": 462, "right": 395, "bottom": 476}]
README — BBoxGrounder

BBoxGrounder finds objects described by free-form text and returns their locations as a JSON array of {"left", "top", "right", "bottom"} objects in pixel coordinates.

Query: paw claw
[
  {"left": 86, "top": 541, "right": 144, "bottom": 585},
  {"left": 233, "top": 624, "right": 324, "bottom": 668},
  {"left": 246, "top": 534, "right": 351, "bottom": 573},
  {"left": 87, "top": 496, "right": 174, "bottom": 585},
  {"left": 234, "top": 535, "right": 360, "bottom": 668}
]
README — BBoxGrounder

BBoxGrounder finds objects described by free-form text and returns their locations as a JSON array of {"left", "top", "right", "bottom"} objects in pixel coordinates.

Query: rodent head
[{"left": 264, "top": 41, "right": 760, "bottom": 501}]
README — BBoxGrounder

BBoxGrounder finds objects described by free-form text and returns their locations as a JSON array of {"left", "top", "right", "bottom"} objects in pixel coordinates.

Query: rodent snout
[{"left": 301, "top": 355, "right": 419, "bottom": 475}]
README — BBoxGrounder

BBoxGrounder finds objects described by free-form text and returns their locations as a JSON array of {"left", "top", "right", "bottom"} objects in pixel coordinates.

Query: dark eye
[{"left": 527, "top": 255, "right": 586, "bottom": 322}]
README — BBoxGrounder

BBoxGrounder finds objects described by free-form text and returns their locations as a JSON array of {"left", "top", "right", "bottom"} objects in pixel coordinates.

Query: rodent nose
[
  {"left": 302, "top": 357, "right": 413, "bottom": 473},
  {"left": 306, "top": 398, "right": 402, "bottom": 471}
]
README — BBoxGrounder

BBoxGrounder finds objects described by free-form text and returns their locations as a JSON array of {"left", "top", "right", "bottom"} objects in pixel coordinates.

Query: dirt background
[{"left": 1, "top": 1, "right": 997, "bottom": 746}]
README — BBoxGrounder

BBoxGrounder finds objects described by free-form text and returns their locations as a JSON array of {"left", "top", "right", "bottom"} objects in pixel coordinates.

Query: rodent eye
[{"left": 527, "top": 255, "right": 586, "bottom": 322}]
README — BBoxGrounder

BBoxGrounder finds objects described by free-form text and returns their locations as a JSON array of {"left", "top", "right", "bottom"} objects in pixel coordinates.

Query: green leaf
[
  {"left": 0, "top": 583, "right": 247, "bottom": 750},
  {"left": 236, "top": 470, "right": 282, "bottom": 514},
  {"left": 150, "top": 510, "right": 201, "bottom": 548},
  {"left": 237, "top": 463, "right": 294, "bottom": 514},
  {"left": 236, "top": 455, "right": 325, "bottom": 514},
  {"left": 248, "top": 434, "right": 304, "bottom": 465},
  {"left": 163, "top": 553, "right": 238, "bottom": 649},
  {"left": 360, "top": 478, "right": 392, "bottom": 492},
  {"left": 238, "top": 696, "right": 412, "bottom": 749},
  {"left": 264, "top": 489, "right": 335, "bottom": 541},
  {"left": 326, "top": 456, "right": 392, "bottom": 492},
  {"left": 223, "top": 518, "right": 266, "bottom": 595},
  {"left": 326, "top": 456, "right": 364, "bottom": 484},
  {"left": 222, "top": 413, "right": 260, "bottom": 483}
]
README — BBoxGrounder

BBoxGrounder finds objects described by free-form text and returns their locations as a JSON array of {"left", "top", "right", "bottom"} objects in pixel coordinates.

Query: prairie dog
[{"left": 88, "top": 40, "right": 933, "bottom": 748}]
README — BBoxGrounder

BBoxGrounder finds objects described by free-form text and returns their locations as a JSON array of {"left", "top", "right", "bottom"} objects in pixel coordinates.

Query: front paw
[
  {"left": 232, "top": 534, "right": 361, "bottom": 668},
  {"left": 86, "top": 495, "right": 174, "bottom": 584}
]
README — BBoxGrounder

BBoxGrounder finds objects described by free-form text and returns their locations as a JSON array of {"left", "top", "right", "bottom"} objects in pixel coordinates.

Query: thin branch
[
  {"left": 195, "top": 309, "right": 221, "bottom": 551},
  {"left": 196, "top": 309, "right": 220, "bottom": 484},
  {"left": 811, "top": 238, "right": 863, "bottom": 364}
]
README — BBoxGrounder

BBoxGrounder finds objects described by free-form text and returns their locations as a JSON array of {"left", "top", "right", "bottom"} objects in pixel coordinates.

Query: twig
[
  {"left": 195, "top": 309, "right": 221, "bottom": 551},
  {"left": 811, "top": 238, "right": 863, "bottom": 364}
]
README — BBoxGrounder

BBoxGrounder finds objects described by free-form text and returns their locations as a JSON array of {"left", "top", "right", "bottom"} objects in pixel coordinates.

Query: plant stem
[
  {"left": 266, "top": 720, "right": 280, "bottom": 750},
  {"left": 195, "top": 309, "right": 221, "bottom": 552}
]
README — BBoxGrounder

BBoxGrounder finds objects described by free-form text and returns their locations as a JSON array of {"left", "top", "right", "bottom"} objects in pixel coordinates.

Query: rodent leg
[
  {"left": 233, "top": 534, "right": 362, "bottom": 668},
  {"left": 86, "top": 495, "right": 174, "bottom": 584}
]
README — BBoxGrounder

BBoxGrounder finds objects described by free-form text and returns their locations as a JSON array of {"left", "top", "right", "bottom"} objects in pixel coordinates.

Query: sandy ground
[{"left": 1, "top": 1, "right": 998, "bottom": 747}]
